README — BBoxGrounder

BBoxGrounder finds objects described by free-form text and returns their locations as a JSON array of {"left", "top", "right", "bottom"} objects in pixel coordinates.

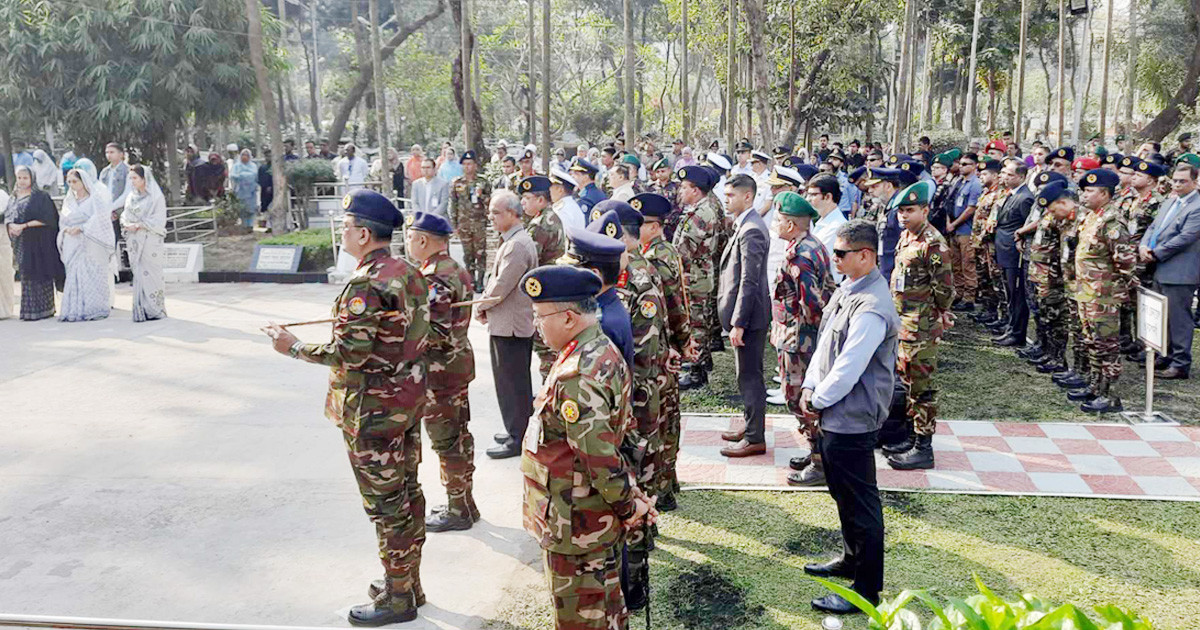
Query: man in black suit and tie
[
  {"left": 718, "top": 174, "right": 772, "bottom": 458},
  {"left": 1139, "top": 162, "right": 1200, "bottom": 379},
  {"left": 993, "top": 159, "right": 1034, "bottom": 347}
]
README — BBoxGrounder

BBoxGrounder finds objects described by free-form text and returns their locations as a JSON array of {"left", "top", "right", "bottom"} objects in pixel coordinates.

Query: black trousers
[
  {"left": 734, "top": 327, "right": 767, "bottom": 443},
  {"left": 818, "top": 429, "right": 884, "bottom": 598},
  {"left": 490, "top": 335, "right": 534, "bottom": 442},
  {"left": 1156, "top": 281, "right": 1197, "bottom": 372},
  {"left": 1004, "top": 266, "right": 1029, "bottom": 339}
]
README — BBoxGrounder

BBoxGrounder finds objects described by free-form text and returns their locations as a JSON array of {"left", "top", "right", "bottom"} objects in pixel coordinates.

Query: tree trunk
[
  {"left": 326, "top": 0, "right": 447, "bottom": 150},
  {"left": 781, "top": 49, "right": 833, "bottom": 147},
  {"left": 449, "top": 0, "right": 487, "bottom": 161},
  {"left": 304, "top": 25, "right": 322, "bottom": 138},
  {"left": 1124, "top": 0, "right": 1138, "bottom": 139},
  {"left": 637, "top": 5, "right": 646, "bottom": 133},
  {"left": 964, "top": 0, "right": 983, "bottom": 134},
  {"left": 245, "top": 0, "right": 290, "bottom": 234},
  {"left": 921, "top": 27, "right": 934, "bottom": 130},
  {"left": 1139, "top": 0, "right": 1200, "bottom": 140},
  {"left": 742, "top": 0, "right": 774, "bottom": 145},
  {"left": 623, "top": 0, "right": 635, "bottom": 145},
  {"left": 1039, "top": 46, "right": 1052, "bottom": 138},
  {"left": 165, "top": 119, "right": 180, "bottom": 205},
  {"left": 370, "top": 0, "right": 390, "bottom": 156},
  {"left": 892, "top": 6, "right": 911, "bottom": 150},
  {"left": 1, "top": 125, "right": 15, "bottom": 191}
]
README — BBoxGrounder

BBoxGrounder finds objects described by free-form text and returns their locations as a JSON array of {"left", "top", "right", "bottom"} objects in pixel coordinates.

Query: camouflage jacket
[
  {"left": 771, "top": 232, "right": 836, "bottom": 356},
  {"left": 419, "top": 252, "right": 475, "bottom": 391},
  {"left": 1028, "top": 213, "right": 1063, "bottom": 288},
  {"left": 300, "top": 247, "right": 430, "bottom": 437},
  {"left": 520, "top": 324, "right": 636, "bottom": 555},
  {"left": 892, "top": 222, "right": 955, "bottom": 342},
  {"left": 1076, "top": 202, "right": 1137, "bottom": 304},
  {"left": 648, "top": 179, "right": 683, "bottom": 241},
  {"left": 672, "top": 196, "right": 723, "bottom": 294},
  {"left": 642, "top": 235, "right": 691, "bottom": 353},
  {"left": 526, "top": 209, "right": 567, "bottom": 266},
  {"left": 449, "top": 175, "right": 492, "bottom": 228},
  {"left": 1061, "top": 211, "right": 1081, "bottom": 292},
  {"left": 1118, "top": 188, "right": 1165, "bottom": 243},
  {"left": 855, "top": 194, "right": 883, "bottom": 224},
  {"left": 616, "top": 250, "right": 665, "bottom": 438},
  {"left": 979, "top": 184, "right": 1008, "bottom": 243}
]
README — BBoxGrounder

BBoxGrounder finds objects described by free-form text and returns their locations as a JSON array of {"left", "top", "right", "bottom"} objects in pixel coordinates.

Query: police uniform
[
  {"left": 449, "top": 150, "right": 492, "bottom": 287},
  {"left": 571, "top": 157, "right": 607, "bottom": 217},
  {"left": 886, "top": 181, "right": 954, "bottom": 471},
  {"left": 289, "top": 190, "right": 430, "bottom": 625},
  {"left": 520, "top": 176, "right": 568, "bottom": 376},
  {"left": 408, "top": 212, "right": 479, "bottom": 532},
  {"left": 518, "top": 265, "right": 638, "bottom": 630},
  {"left": 672, "top": 165, "right": 723, "bottom": 390}
]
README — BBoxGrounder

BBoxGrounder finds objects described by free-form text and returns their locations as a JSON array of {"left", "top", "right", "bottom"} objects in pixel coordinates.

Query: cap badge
[
  {"left": 630, "top": 199, "right": 642, "bottom": 211},
  {"left": 342, "top": 194, "right": 352, "bottom": 210},
  {"left": 525, "top": 277, "right": 542, "bottom": 297}
]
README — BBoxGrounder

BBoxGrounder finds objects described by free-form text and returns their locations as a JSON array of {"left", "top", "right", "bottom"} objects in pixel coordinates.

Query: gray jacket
[
  {"left": 1140, "top": 191, "right": 1200, "bottom": 285},
  {"left": 479, "top": 224, "right": 537, "bottom": 337},
  {"left": 718, "top": 209, "right": 771, "bottom": 331},
  {"left": 411, "top": 177, "right": 449, "bottom": 219}
]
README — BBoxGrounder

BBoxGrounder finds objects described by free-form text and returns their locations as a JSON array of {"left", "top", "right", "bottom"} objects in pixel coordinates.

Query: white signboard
[
  {"left": 163, "top": 243, "right": 203, "bottom": 283},
  {"left": 1137, "top": 288, "right": 1168, "bottom": 355},
  {"left": 251, "top": 245, "right": 303, "bottom": 273}
]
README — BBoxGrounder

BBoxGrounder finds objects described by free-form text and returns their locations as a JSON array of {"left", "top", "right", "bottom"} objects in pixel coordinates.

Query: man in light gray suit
[
  {"left": 718, "top": 174, "right": 771, "bottom": 458},
  {"left": 410, "top": 158, "right": 449, "bottom": 219},
  {"left": 1139, "top": 162, "right": 1200, "bottom": 379}
]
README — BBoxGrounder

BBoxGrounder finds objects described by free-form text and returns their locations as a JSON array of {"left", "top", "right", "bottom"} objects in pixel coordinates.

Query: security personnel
[
  {"left": 770, "top": 192, "right": 837, "bottom": 486},
  {"left": 647, "top": 157, "right": 681, "bottom": 238},
  {"left": 1117, "top": 156, "right": 1167, "bottom": 357},
  {"left": 263, "top": 190, "right": 430, "bottom": 625},
  {"left": 976, "top": 159, "right": 1012, "bottom": 330},
  {"left": 560, "top": 225, "right": 636, "bottom": 368},
  {"left": 885, "top": 180, "right": 954, "bottom": 470},
  {"left": 673, "top": 165, "right": 723, "bottom": 390},
  {"left": 1028, "top": 182, "right": 1075, "bottom": 375},
  {"left": 570, "top": 157, "right": 607, "bottom": 216},
  {"left": 1069, "top": 168, "right": 1137, "bottom": 413},
  {"left": 848, "top": 166, "right": 883, "bottom": 223},
  {"left": 633, "top": 192, "right": 693, "bottom": 511},
  {"left": 1053, "top": 184, "right": 1092, "bottom": 393},
  {"left": 549, "top": 167, "right": 586, "bottom": 232},
  {"left": 586, "top": 206, "right": 665, "bottom": 611},
  {"left": 449, "top": 150, "right": 492, "bottom": 291},
  {"left": 1049, "top": 146, "right": 1076, "bottom": 181},
  {"left": 519, "top": 175, "right": 568, "bottom": 376},
  {"left": 860, "top": 165, "right": 918, "bottom": 280},
  {"left": 518, "top": 264, "right": 657, "bottom": 630},
  {"left": 404, "top": 211, "right": 478, "bottom": 533}
]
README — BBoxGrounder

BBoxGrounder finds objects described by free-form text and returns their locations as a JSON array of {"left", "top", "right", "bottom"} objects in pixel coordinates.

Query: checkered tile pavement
[{"left": 677, "top": 414, "right": 1200, "bottom": 500}]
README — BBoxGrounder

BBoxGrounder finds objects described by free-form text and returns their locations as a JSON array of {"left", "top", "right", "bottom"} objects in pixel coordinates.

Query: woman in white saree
[
  {"left": 58, "top": 168, "right": 115, "bottom": 322},
  {"left": 120, "top": 165, "right": 168, "bottom": 321}
]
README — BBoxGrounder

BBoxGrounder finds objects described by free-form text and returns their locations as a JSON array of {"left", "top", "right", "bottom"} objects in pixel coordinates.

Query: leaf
[
  {"left": 807, "top": 576, "right": 887, "bottom": 627},
  {"left": 913, "top": 590, "right": 953, "bottom": 630},
  {"left": 949, "top": 598, "right": 989, "bottom": 630}
]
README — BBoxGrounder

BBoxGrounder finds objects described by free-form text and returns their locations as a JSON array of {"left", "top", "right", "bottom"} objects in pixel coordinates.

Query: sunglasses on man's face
[{"left": 832, "top": 247, "right": 871, "bottom": 259}]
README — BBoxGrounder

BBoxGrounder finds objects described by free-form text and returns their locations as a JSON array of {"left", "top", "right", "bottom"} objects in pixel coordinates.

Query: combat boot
[
  {"left": 425, "top": 508, "right": 473, "bottom": 532},
  {"left": 1017, "top": 342, "right": 1043, "bottom": 361},
  {"left": 1036, "top": 352, "right": 1067, "bottom": 374},
  {"left": 678, "top": 366, "right": 707, "bottom": 391},
  {"left": 1053, "top": 370, "right": 1087, "bottom": 389},
  {"left": 881, "top": 434, "right": 915, "bottom": 455},
  {"left": 710, "top": 335, "right": 725, "bottom": 352},
  {"left": 350, "top": 582, "right": 418, "bottom": 626},
  {"left": 887, "top": 435, "right": 935, "bottom": 470},
  {"left": 1081, "top": 378, "right": 1123, "bottom": 413},
  {"left": 1067, "top": 373, "right": 1098, "bottom": 401},
  {"left": 786, "top": 456, "right": 826, "bottom": 486},
  {"left": 369, "top": 577, "right": 426, "bottom": 607},
  {"left": 657, "top": 492, "right": 677, "bottom": 512}
]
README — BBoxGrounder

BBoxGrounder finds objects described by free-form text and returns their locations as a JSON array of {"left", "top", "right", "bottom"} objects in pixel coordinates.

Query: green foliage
[
  {"left": 260, "top": 227, "right": 334, "bottom": 271},
  {"left": 382, "top": 33, "right": 463, "bottom": 145},
  {"left": 210, "top": 191, "right": 245, "bottom": 231},
  {"left": 283, "top": 158, "right": 337, "bottom": 197}
]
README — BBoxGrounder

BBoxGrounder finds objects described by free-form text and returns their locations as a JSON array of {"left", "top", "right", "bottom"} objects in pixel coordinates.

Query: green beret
[
  {"left": 1176, "top": 153, "right": 1200, "bottom": 168},
  {"left": 1094, "top": 145, "right": 1109, "bottom": 157},
  {"left": 890, "top": 180, "right": 935, "bottom": 210},
  {"left": 934, "top": 152, "right": 955, "bottom": 167},
  {"left": 620, "top": 154, "right": 641, "bottom": 168},
  {"left": 774, "top": 191, "right": 819, "bottom": 219},
  {"left": 945, "top": 148, "right": 962, "bottom": 162}
]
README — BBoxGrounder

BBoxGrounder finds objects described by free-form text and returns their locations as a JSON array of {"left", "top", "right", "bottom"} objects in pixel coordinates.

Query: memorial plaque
[
  {"left": 251, "top": 245, "right": 303, "bottom": 273},
  {"left": 162, "top": 243, "right": 203, "bottom": 283},
  {"left": 1137, "top": 288, "right": 1168, "bottom": 355}
]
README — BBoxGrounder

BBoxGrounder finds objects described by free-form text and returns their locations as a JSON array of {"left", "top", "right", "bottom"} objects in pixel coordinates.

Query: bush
[
  {"left": 915, "top": 129, "right": 970, "bottom": 154},
  {"left": 260, "top": 228, "right": 335, "bottom": 272},
  {"left": 285, "top": 159, "right": 337, "bottom": 198}
]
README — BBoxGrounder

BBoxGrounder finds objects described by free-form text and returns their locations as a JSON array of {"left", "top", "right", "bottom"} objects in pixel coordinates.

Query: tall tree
[
  {"left": 246, "top": 0, "right": 290, "bottom": 233},
  {"left": 1139, "top": 0, "right": 1200, "bottom": 140}
]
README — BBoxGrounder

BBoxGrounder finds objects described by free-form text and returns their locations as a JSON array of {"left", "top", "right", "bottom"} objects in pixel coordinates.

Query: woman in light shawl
[
  {"left": 5, "top": 165, "right": 63, "bottom": 321},
  {"left": 32, "top": 150, "right": 63, "bottom": 194},
  {"left": 58, "top": 167, "right": 115, "bottom": 322},
  {"left": 0, "top": 188, "right": 12, "bottom": 318},
  {"left": 72, "top": 157, "right": 98, "bottom": 181},
  {"left": 121, "top": 165, "right": 168, "bottom": 321},
  {"left": 229, "top": 149, "right": 259, "bottom": 226}
]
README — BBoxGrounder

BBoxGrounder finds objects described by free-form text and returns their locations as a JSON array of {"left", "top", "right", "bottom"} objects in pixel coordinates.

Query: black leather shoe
[
  {"left": 881, "top": 436, "right": 914, "bottom": 455},
  {"left": 426, "top": 510, "right": 473, "bottom": 532},
  {"left": 1156, "top": 367, "right": 1190, "bottom": 380},
  {"left": 812, "top": 593, "right": 876, "bottom": 615},
  {"left": 1017, "top": 346, "right": 1043, "bottom": 360},
  {"left": 493, "top": 433, "right": 512, "bottom": 444},
  {"left": 995, "top": 335, "right": 1026, "bottom": 347},
  {"left": 348, "top": 593, "right": 418, "bottom": 626},
  {"left": 804, "top": 557, "right": 855, "bottom": 579},
  {"left": 486, "top": 443, "right": 521, "bottom": 459},
  {"left": 972, "top": 311, "right": 995, "bottom": 323},
  {"left": 789, "top": 454, "right": 813, "bottom": 471},
  {"left": 1037, "top": 360, "right": 1066, "bottom": 374},
  {"left": 657, "top": 492, "right": 677, "bottom": 512},
  {"left": 1055, "top": 375, "right": 1088, "bottom": 389},
  {"left": 710, "top": 336, "right": 725, "bottom": 352},
  {"left": 1081, "top": 396, "right": 1123, "bottom": 413},
  {"left": 679, "top": 369, "right": 708, "bottom": 391},
  {"left": 368, "top": 581, "right": 425, "bottom": 607},
  {"left": 1067, "top": 386, "right": 1096, "bottom": 402},
  {"left": 987, "top": 324, "right": 1009, "bottom": 335},
  {"left": 887, "top": 435, "right": 935, "bottom": 470}
]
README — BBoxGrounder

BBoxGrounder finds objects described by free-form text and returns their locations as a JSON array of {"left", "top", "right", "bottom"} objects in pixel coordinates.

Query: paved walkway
[{"left": 678, "top": 414, "right": 1200, "bottom": 500}]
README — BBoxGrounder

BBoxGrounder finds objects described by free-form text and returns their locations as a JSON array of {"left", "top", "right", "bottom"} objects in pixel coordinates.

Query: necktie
[{"left": 1149, "top": 198, "right": 1182, "bottom": 249}]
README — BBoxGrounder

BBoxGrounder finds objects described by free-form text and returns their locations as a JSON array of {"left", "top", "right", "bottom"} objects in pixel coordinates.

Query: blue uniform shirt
[
  {"left": 879, "top": 192, "right": 902, "bottom": 280},
  {"left": 578, "top": 183, "right": 606, "bottom": 219},
  {"left": 596, "top": 287, "right": 635, "bottom": 368},
  {"left": 951, "top": 174, "right": 982, "bottom": 236}
]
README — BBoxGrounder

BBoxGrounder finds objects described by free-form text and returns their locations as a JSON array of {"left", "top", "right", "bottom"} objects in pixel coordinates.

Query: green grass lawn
[
  {"left": 490, "top": 490, "right": 1200, "bottom": 630},
  {"left": 682, "top": 320, "right": 1200, "bottom": 424}
]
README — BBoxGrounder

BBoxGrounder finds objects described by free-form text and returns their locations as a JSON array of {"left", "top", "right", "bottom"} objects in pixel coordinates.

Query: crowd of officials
[{"left": 260, "top": 126, "right": 1200, "bottom": 628}]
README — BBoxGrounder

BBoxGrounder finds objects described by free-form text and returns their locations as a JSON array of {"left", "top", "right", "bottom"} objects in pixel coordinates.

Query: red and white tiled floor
[{"left": 677, "top": 414, "right": 1200, "bottom": 500}]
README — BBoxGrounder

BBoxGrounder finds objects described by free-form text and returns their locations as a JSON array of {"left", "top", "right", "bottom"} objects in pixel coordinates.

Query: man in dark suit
[
  {"left": 717, "top": 174, "right": 771, "bottom": 457},
  {"left": 1139, "top": 162, "right": 1200, "bottom": 379},
  {"left": 993, "top": 158, "right": 1034, "bottom": 347}
]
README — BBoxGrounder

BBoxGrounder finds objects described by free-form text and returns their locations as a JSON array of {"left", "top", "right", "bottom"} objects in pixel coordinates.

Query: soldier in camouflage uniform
[
  {"left": 885, "top": 181, "right": 955, "bottom": 471},
  {"left": 404, "top": 211, "right": 479, "bottom": 533},
  {"left": 1027, "top": 183, "right": 1072, "bottom": 374},
  {"left": 769, "top": 192, "right": 837, "bottom": 486},
  {"left": 1070, "top": 168, "right": 1137, "bottom": 413},
  {"left": 673, "top": 165, "right": 724, "bottom": 390},
  {"left": 971, "top": 160, "right": 1003, "bottom": 322},
  {"left": 449, "top": 151, "right": 493, "bottom": 290},
  {"left": 647, "top": 157, "right": 682, "bottom": 240},
  {"left": 978, "top": 160, "right": 1012, "bottom": 331},
  {"left": 1116, "top": 156, "right": 1167, "bottom": 356},
  {"left": 850, "top": 166, "right": 884, "bottom": 224},
  {"left": 519, "top": 176, "right": 569, "bottom": 376},
  {"left": 1053, "top": 193, "right": 1093, "bottom": 392},
  {"left": 264, "top": 190, "right": 429, "bottom": 626},
  {"left": 633, "top": 192, "right": 693, "bottom": 511},
  {"left": 519, "top": 264, "right": 658, "bottom": 630}
]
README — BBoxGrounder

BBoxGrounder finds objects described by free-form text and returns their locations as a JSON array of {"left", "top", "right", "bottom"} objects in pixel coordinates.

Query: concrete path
[
  {"left": 0, "top": 283, "right": 543, "bottom": 629},
  {"left": 679, "top": 414, "right": 1200, "bottom": 500}
]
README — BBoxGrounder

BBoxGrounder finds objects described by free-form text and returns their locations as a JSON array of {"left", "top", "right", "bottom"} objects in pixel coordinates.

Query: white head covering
[
  {"left": 32, "top": 150, "right": 59, "bottom": 187},
  {"left": 65, "top": 166, "right": 114, "bottom": 217},
  {"left": 129, "top": 165, "right": 164, "bottom": 203}
]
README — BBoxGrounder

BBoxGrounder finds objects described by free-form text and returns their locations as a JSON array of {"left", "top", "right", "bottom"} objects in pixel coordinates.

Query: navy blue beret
[
  {"left": 678, "top": 165, "right": 717, "bottom": 191},
  {"left": 1036, "top": 181, "right": 1073, "bottom": 208},
  {"left": 630, "top": 192, "right": 671, "bottom": 220},
  {"left": 343, "top": 189, "right": 402, "bottom": 227},
  {"left": 588, "top": 209, "right": 624, "bottom": 240},
  {"left": 847, "top": 165, "right": 868, "bottom": 183},
  {"left": 1051, "top": 146, "right": 1075, "bottom": 162},
  {"left": 460, "top": 150, "right": 479, "bottom": 163},
  {"left": 563, "top": 226, "right": 625, "bottom": 265},
  {"left": 781, "top": 156, "right": 806, "bottom": 169},
  {"left": 407, "top": 211, "right": 452, "bottom": 236},
  {"left": 518, "top": 176, "right": 552, "bottom": 194},
  {"left": 1102, "top": 152, "right": 1124, "bottom": 166},
  {"left": 1033, "top": 171, "right": 1068, "bottom": 189},
  {"left": 1078, "top": 168, "right": 1120, "bottom": 190},
  {"left": 521, "top": 265, "right": 603, "bottom": 302},
  {"left": 593, "top": 200, "right": 643, "bottom": 230},
  {"left": 888, "top": 153, "right": 911, "bottom": 165},
  {"left": 794, "top": 164, "right": 819, "bottom": 182}
]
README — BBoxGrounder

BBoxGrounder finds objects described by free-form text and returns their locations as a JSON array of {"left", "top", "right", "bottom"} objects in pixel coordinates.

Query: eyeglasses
[
  {"left": 832, "top": 247, "right": 872, "bottom": 258},
  {"left": 533, "top": 308, "right": 576, "bottom": 322}
]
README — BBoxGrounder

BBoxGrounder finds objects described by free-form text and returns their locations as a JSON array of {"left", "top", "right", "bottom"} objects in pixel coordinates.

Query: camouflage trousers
[
  {"left": 687, "top": 291, "right": 713, "bottom": 368},
  {"left": 948, "top": 235, "right": 977, "bottom": 303},
  {"left": 543, "top": 545, "right": 627, "bottom": 630},
  {"left": 1068, "top": 296, "right": 1090, "bottom": 374},
  {"left": 631, "top": 375, "right": 663, "bottom": 490},
  {"left": 1079, "top": 300, "right": 1122, "bottom": 382},
  {"left": 421, "top": 386, "right": 476, "bottom": 518},
  {"left": 974, "top": 242, "right": 998, "bottom": 312},
  {"left": 985, "top": 243, "right": 1008, "bottom": 319},
  {"left": 654, "top": 370, "right": 682, "bottom": 496},
  {"left": 458, "top": 217, "right": 487, "bottom": 281},
  {"left": 779, "top": 349, "right": 818, "bottom": 443},
  {"left": 1036, "top": 283, "right": 1069, "bottom": 363},
  {"left": 343, "top": 421, "right": 425, "bottom": 593},
  {"left": 897, "top": 340, "right": 939, "bottom": 436}
]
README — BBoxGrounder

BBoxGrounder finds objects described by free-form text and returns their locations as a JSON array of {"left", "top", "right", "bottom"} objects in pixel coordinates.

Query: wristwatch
[{"left": 288, "top": 341, "right": 304, "bottom": 358}]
